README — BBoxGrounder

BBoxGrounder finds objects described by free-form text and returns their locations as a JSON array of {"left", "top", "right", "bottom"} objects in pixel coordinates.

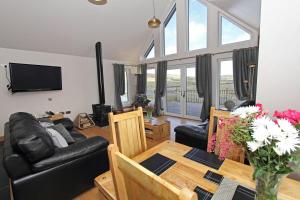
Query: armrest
[{"left": 32, "top": 136, "right": 108, "bottom": 172}]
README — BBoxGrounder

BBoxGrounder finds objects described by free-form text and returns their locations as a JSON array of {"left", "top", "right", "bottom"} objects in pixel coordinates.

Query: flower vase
[
  {"left": 146, "top": 111, "right": 153, "bottom": 121},
  {"left": 255, "top": 170, "right": 283, "bottom": 200}
]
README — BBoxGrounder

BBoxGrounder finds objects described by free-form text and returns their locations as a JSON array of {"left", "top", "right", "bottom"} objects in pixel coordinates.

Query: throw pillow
[
  {"left": 46, "top": 128, "right": 68, "bottom": 148},
  {"left": 49, "top": 124, "right": 75, "bottom": 144},
  {"left": 18, "top": 135, "right": 55, "bottom": 163}
]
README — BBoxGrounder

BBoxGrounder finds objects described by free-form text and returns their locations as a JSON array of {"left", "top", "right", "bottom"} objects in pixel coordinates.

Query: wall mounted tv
[{"left": 9, "top": 63, "right": 62, "bottom": 93}]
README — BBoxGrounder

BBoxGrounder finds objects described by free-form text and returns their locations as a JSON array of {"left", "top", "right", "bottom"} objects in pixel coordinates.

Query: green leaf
[{"left": 295, "top": 124, "right": 300, "bottom": 131}]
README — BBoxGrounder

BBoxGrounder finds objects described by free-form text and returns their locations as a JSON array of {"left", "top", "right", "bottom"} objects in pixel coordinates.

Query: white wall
[
  {"left": 256, "top": 0, "right": 300, "bottom": 112},
  {"left": 0, "top": 48, "right": 117, "bottom": 136}
]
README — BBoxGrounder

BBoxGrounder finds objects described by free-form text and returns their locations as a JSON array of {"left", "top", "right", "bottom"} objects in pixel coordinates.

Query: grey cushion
[
  {"left": 49, "top": 124, "right": 75, "bottom": 144},
  {"left": 46, "top": 128, "right": 68, "bottom": 148}
]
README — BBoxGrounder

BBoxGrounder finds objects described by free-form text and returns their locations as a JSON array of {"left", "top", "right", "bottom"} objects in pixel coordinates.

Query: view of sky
[
  {"left": 222, "top": 17, "right": 250, "bottom": 45},
  {"left": 163, "top": 1, "right": 250, "bottom": 55},
  {"left": 189, "top": 0, "right": 207, "bottom": 51},
  {"left": 146, "top": 45, "right": 155, "bottom": 59}
]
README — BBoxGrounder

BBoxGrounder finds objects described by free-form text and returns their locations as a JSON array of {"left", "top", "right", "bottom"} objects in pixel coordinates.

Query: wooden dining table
[{"left": 94, "top": 140, "right": 300, "bottom": 200}]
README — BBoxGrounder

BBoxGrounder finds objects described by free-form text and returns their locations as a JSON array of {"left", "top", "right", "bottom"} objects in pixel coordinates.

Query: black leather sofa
[
  {"left": 175, "top": 122, "right": 209, "bottom": 150},
  {"left": 2, "top": 112, "right": 109, "bottom": 200}
]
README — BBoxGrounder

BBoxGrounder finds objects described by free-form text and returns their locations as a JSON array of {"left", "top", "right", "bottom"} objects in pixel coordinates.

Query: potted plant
[{"left": 208, "top": 105, "right": 300, "bottom": 200}]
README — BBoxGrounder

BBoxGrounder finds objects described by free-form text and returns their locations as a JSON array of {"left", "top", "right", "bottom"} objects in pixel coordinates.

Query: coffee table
[{"left": 144, "top": 117, "right": 170, "bottom": 141}]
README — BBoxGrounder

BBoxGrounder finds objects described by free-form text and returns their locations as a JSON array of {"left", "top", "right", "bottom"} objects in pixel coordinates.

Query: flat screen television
[{"left": 9, "top": 63, "right": 62, "bottom": 93}]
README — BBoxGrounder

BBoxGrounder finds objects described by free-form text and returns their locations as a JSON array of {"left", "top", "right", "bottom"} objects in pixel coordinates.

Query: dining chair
[
  {"left": 108, "top": 144, "right": 197, "bottom": 200},
  {"left": 108, "top": 107, "right": 147, "bottom": 158},
  {"left": 207, "top": 107, "right": 245, "bottom": 163}
]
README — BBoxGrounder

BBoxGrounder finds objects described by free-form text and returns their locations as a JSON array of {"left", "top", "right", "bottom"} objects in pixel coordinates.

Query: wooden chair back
[
  {"left": 109, "top": 107, "right": 147, "bottom": 158},
  {"left": 207, "top": 107, "right": 245, "bottom": 163},
  {"left": 108, "top": 144, "right": 197, "bottom": 200}
]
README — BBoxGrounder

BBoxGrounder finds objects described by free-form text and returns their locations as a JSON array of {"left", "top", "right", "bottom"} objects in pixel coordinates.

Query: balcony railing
[{"left": 146, "top": 85, "right": 239, "bottom": 106}]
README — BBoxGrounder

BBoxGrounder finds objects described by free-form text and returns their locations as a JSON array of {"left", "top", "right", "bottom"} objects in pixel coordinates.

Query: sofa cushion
[
  {"left": 49, "top": 124, "right": 75, "bottom": 144},
  {"left": 70, "top": 130, "right": 87, "bottom": 142},
  {"left": 46, "top": 128, "right": 68, "bottom": 148},
  {"left": 17, "top": 135, "right": 55, "bottom": 163},
  {"left": 53, "top": 118, "right": 74, "bottom": 131}
]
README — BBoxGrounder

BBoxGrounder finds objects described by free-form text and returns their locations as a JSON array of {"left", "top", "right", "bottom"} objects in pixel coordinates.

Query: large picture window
[
  {"left": 219, "top": 59, "right": 240, "bottom": 108},
  {"left": 188, "top": 0, "right": 208, "bottom": 51},
  {"left": 146, "top": 68, "right": 156, "bottom": 103},
  {"left": 164, "top": 5, "right": 177, "bottom": 56},
  {"left": 121, "top": 71, "right": 129, "bottom": 103},
  {"left": 144, "top": 41, "right": 155, "bottom": 59}
]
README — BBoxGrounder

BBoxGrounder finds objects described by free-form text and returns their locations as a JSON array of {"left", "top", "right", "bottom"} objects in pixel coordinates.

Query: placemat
[
  {"left": 184, "top": 148, "right": 224, "bottom": 169},
  {"left": 232, "top": 185, "right": 255, "bottom": 200},
  {"left": 140, "top": 153, "right": 176, "bottom": 176},
  {"left": 203, "top": 170, "right": 224, "bottom": 185},
  {"left": 194, "top": 186, "right": 213, "bottom": 200}
]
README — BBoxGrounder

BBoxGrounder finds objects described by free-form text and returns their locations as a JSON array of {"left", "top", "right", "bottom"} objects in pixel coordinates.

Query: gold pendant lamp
[
  {"left": 148, "top": 0, "right": 161, "bottom": 28},
  {"left": 88, "top": 0, "right": 107, "bottom": 5}
]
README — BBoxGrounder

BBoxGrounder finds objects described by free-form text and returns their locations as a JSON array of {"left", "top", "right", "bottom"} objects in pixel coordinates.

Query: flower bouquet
[{"left": 209, "top": 104, "right": 300, "bottom": 200}]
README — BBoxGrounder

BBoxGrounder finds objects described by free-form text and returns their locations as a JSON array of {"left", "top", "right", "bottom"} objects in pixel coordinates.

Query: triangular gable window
[
  {"left": 221, "top": 16, "right": 251, "bottom": 45},
  {"left": 145, "top": 41, "right": 155, "bottom": 59}
]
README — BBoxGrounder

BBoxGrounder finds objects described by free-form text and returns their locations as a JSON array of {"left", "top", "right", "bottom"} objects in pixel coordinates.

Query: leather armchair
[{"left": 3, "top": 113, "right": 109, "bottom": 200}]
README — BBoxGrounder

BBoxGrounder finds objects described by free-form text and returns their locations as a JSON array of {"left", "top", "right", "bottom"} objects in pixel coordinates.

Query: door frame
[{"left": 163, "top": 64, "right": 200, "bottom": 120}]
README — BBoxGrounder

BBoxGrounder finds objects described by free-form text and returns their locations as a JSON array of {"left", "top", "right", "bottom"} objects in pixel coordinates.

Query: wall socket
[{"left": 66, "top": 111, "right": 71, "bottom": 114}]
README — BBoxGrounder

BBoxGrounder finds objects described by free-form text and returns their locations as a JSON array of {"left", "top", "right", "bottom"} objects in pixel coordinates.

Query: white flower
[
  {"left": 277, "top": 119, "right": 298, "bottom": 135},
  {"left": 247, "top": 141, "right": 263, "bottom": 152},
  {"left": 273, "top": 136, "right": 300, "bottom": 155},
  {"left": 251, "top": 116, "right": 275, "bottom": 144},
  {"left": 231, "top": 106, "right": 260, "bottom": 118}
]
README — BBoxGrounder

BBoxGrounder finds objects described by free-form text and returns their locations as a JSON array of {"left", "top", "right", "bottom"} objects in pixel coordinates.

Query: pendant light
[
  {"left": 148, "top": 0, "right": 161, "bottom": 28},
  {"left": 88, "top": 0, "right": 107, "bottom": 5}
]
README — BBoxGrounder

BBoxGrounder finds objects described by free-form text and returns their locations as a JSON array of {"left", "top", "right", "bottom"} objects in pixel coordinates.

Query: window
[
  {"left": 121, "top": 71, "right": 129, "bottom": 103},
  {"left": 221, "top": 16, "right": 251, "bottom": 45},
  {"left": 219, "top": 59, "right": 240, "bottom": 108},
  {"left": 188, "top": 0, "right": 208, "bottom": 51},
  {"left": 146, "top": 68, "right": 156, "bottom": 103},
  {"left": 164, "top": 6, "right": 177, "bottom": 55},
  {"left": 145, "top": 41, "right": 155, "bottom": 59}
]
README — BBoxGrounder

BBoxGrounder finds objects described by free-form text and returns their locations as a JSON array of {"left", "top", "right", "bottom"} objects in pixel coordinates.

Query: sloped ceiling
[
  {"left": 0, "top": 0, "right": 171, "bottom": 62},
  {"left": 0, "top": 0, "right": 260, "bottom": 62},
  {"left": 208, "top": 0, "right": 261, "bottom": 30}
]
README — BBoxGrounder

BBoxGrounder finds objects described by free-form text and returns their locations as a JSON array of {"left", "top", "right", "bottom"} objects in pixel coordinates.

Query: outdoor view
[
  {"left": 146, "top": 62, "right": 240, "bottom": 117},
  {"left": 219, "top": 60, "right": 240, "bottom": 108}
]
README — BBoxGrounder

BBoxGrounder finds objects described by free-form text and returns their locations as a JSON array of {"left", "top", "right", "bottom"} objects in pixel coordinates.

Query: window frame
[
  {"left": 187, "top": 0, "right": 208, "bottom": 52},
  {"left": 144, "top": 40, "right": 155, "bottom": 59},
  {"left": 163, "top": 4, "right": 177, "bottom": 56},
  {"left": 219, "top": 14, "right": 252, "bottom": 46}
]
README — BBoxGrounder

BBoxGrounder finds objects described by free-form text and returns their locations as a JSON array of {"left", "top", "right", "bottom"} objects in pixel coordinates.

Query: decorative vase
[
  {"left": 254, "top": 170, "right": 283, "bottom": 200},
  {"left": 146, "top": 111, "right": 153, "bottom": 121}
]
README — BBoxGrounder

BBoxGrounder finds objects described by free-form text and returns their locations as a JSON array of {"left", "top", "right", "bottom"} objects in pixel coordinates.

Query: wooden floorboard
[{"left": 74, "top": 115, "right": 200, "bottom": 199}]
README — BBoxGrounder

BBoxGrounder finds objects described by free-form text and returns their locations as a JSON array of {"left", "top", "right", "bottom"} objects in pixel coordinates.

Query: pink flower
[
  {"left": 274, "top": 109, "right": 300, "bottom": 125},
  {"left": 207, "top": 133, "right": 216, "bottom": 153}
]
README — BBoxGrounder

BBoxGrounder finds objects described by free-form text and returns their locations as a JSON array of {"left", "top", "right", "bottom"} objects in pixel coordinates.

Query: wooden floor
[{"left": 74, "top": 115, "right": 200, "bottom": 200}]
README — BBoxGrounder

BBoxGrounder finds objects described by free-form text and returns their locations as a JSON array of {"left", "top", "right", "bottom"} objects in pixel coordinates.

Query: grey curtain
[
  {"left": 233, "top": 47, "right": 259, "bottom": 101},
  {"left": 113, "top": 63, "right": 125, "bottom": 110},
  {"left": 154, "top": 61, "right": 168, "bottom": 115},
  {"left": 136, "top": 64, "right": 147, "bottom": 94},
  {"left": 196, "top": 54, "right": 212, "bottom": 121}
]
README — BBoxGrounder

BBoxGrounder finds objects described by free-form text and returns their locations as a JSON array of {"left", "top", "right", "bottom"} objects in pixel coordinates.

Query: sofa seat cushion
[
  {"left": 32, "top": 136, "right": 109, "bottom": 172},
  {"left": 45, "top": 128, "right": 69, "bottom": 148}
]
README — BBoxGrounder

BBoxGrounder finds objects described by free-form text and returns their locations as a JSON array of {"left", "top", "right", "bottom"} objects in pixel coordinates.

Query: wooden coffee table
[{"left": 144, "top": 117, "right": 170, "bottom": 141}]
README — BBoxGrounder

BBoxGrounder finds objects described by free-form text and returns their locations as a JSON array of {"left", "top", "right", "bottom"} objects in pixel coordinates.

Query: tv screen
[{"left": 9, "top": 63, "right": 62, "bottom": 93}]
